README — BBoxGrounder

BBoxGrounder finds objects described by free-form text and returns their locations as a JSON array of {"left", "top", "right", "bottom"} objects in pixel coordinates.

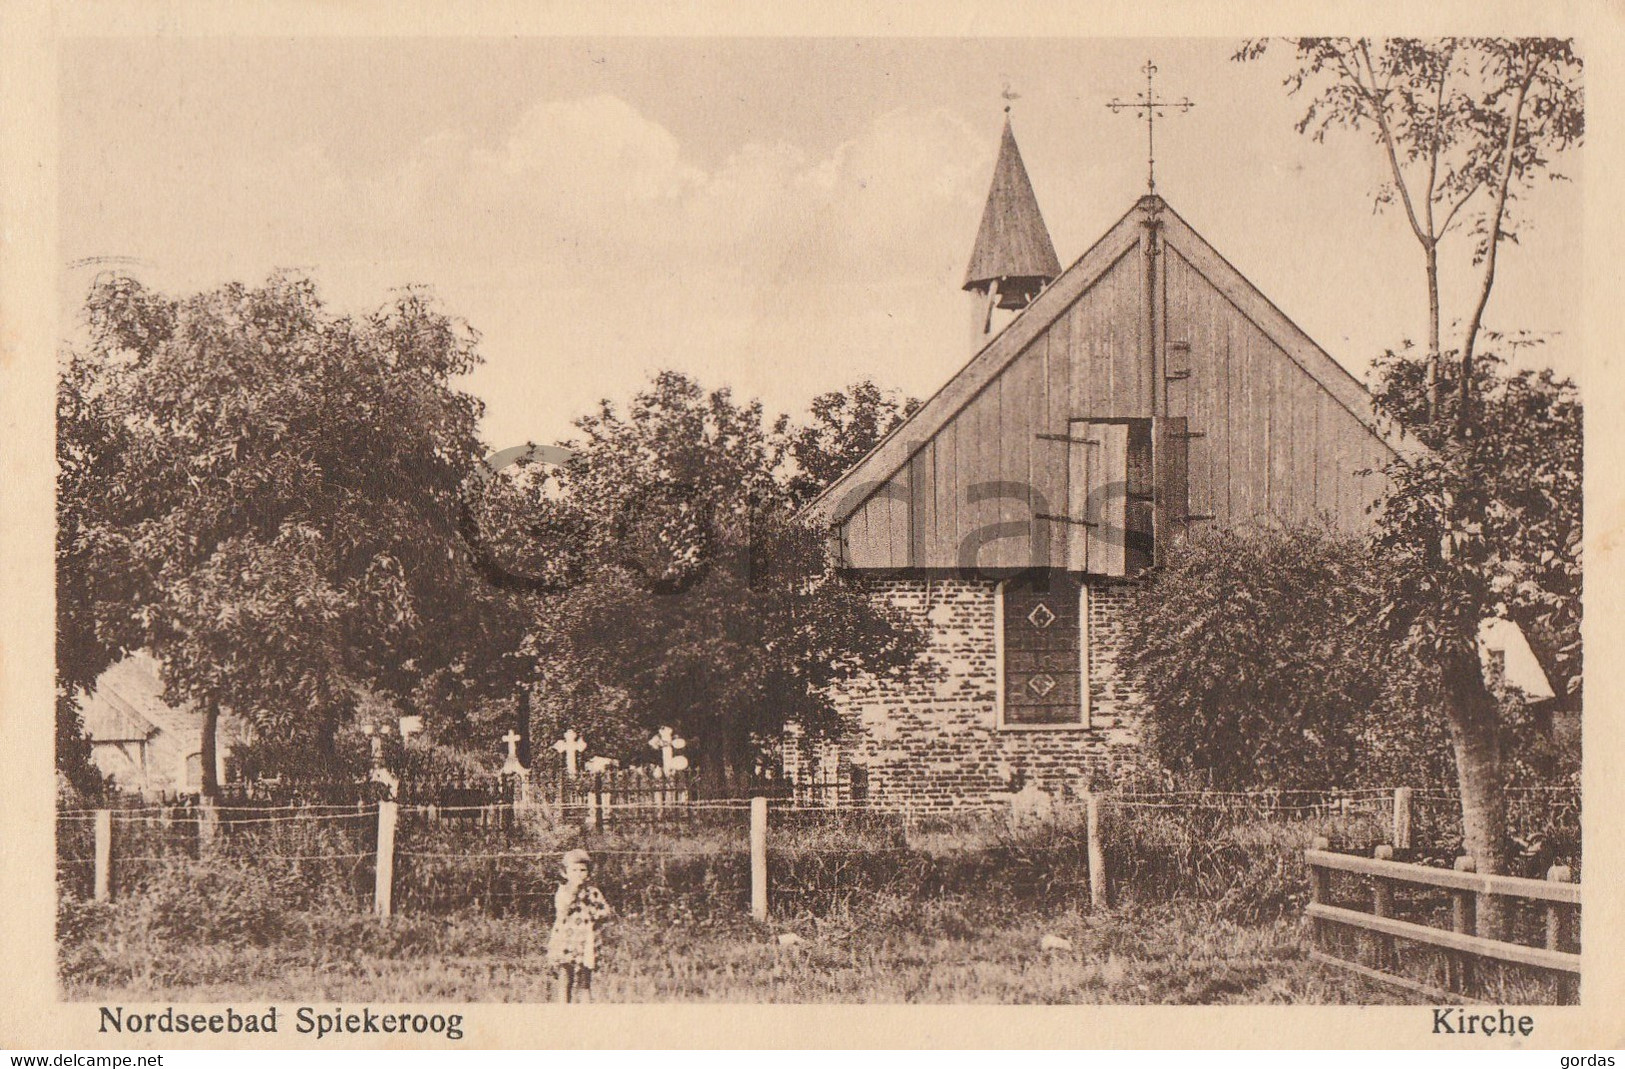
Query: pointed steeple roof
[{"left": 963, "top": 116, "right": 1063, "bottom": 291}]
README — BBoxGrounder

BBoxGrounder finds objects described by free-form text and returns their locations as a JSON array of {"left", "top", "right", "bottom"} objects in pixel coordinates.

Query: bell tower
[{"left": 964, "top": 112, "right": 1063, "bottom": 348}]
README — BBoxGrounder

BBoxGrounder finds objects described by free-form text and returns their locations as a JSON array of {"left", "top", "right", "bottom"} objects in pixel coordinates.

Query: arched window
[{"left": 994, "top": 571, "right": 1090, "bottom": 729}]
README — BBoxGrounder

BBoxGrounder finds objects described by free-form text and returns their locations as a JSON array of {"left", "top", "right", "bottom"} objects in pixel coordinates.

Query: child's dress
[{"left": 548, "top": 883, "right": 613, "bottom": 970}]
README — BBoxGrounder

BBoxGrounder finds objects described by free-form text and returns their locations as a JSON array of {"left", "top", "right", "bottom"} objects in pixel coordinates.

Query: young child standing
[{"left": 547, "top": 848, "right": 613, "bottom": 1003}]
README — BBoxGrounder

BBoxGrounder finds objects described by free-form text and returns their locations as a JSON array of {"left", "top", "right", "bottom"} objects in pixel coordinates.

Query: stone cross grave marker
[
  {"left": 501, "top": 729, "right": 527, "bottom": 776},
  {"left": 648, "top": 726, "right": 689, "bottom": 775},
  {"left": 362, "top": 722, "right": 389, "bottom": 769},
  {"left": 553, "top": 729, "right": 586, "bottom": 777},
  {"left": 362, "top": 724, "right": 399, "bottom": 798}
]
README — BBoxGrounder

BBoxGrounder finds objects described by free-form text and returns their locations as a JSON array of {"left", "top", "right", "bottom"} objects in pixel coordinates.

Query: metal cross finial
[
  {"left": 1106, "top": 59, "right": 1194, "bottom": 195},
  {"left": 1001, "top": 81, "right": 1021, "bottom": 115}
]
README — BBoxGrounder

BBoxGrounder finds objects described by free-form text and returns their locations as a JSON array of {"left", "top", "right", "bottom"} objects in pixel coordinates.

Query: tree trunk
[
  {"left": 316, "top": 706, "right": 341, "bottom": 760},
  {"left": 517, "top": 686, "right": 535, "bottom": 768},
  {"left": 699, "top": 733, "right": 731, "bottom": 798},
  {"left": 200, "top": 703, "right": 221, "bottom": 802},
  {"left": 1441, "top": 644, "right": 1509, "bottom": 937},
  {"left": 722, "top": 729, "right": 749, "bottom": 795},
  {"left": 1441, "top": 58, "right": 1534, "bottom": 939},
  {"left": 706, "top": 723, "right": 755, "bottom": 797},
  {"left": 1425, "top": 241, "right": 1442, "bottom": 424}
]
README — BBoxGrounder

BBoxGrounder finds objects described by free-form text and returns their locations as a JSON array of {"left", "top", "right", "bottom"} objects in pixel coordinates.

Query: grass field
[
  {"left": 58, "top": 802, "right": 1573, "bottom": 1004},
  {"left": 60, "top": 890, "right": 1396, "bottom": 1004}
]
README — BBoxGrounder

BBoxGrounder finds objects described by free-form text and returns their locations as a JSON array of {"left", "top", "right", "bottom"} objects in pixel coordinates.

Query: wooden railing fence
[{"left": 1306, "top": 836, "right": 1580, "bottom": 1002}]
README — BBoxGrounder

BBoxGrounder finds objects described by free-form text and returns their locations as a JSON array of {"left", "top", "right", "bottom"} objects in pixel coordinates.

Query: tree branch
[
  {"left": 1438, "top": 180, "right": 1483, "bottom": 236},
  {"left": 1421, "top": 42, "right": 1453, "bottom": 240},
  {"left": 1353, "top": 39, "right": 1432, "bottom": 248},
  {"left": 1458, "top": 52, "right": 1539, "bottom": 439}
]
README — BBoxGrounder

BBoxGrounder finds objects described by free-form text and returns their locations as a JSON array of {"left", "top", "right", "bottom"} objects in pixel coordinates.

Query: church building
[{"left": 798, "top": 113, "right": 1428, "bottom": 808}]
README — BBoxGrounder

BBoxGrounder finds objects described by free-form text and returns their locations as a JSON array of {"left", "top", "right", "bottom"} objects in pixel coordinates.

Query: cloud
[
  {"left": 62, "top": 92, "right": 1006, "bottom": 446},
  {"left": 354, "top": 95, "right": 992, "bottom": 291}
]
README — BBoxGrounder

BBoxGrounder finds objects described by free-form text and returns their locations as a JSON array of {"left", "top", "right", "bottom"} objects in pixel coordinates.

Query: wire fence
[{"left": 57, "top": 784, "right": 1580, "bottom": 923}]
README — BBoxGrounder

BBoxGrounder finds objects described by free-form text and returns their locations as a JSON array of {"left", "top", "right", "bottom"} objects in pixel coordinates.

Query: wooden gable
[{"left": 805, "top": 196, "right": 1427, "bottom": 573}]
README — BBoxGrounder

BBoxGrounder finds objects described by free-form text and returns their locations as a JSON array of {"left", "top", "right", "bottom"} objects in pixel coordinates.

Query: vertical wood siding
[
  {"left": 836, "top": 238, "right": 1395, "bottom": 568},
  {"left": 1162, "top": 249, "right": 1391, "bottom": 531}
]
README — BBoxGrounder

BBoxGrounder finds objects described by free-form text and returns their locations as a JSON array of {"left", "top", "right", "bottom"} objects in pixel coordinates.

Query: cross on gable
[
  {"left": 1106, "top": 59, "right": 1195, "bottom": 195},
  {"left": 501, "top": 730, "right": 522, "bottom": 755}
]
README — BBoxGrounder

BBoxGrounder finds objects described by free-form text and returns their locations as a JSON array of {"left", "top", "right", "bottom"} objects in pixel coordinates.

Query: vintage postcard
[{"left": 2, "top": 0, "right": 1623, "bottom": 1051}]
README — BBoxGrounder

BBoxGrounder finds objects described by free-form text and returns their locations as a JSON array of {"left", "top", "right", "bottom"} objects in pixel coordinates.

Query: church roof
[
  {"left": 80, "top": 652, "right": 198, "bottom": 742},
  {"left": 963, "top": 117, "right": 1063, "bottom": 290},
  {"left": 81, "top": 687, "right": 158, "bottom": 743},
  {"left": 805, "top": 194, "right": 1430, "bottom": 528}
]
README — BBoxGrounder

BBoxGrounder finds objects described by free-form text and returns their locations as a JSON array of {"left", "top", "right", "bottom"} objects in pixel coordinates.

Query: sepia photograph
[{"left": 2, "top": 6, "right": 1616, "bottom": 1050}]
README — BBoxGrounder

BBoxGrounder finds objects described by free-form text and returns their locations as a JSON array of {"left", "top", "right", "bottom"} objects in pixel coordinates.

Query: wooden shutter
[
  {"left": 1066, "top": 419, "right": 1091, "bottom": 572},
  {"left": 1153, "top": 416, "right": 1189, "bottom": 567},
  {"left": 1086, "top": 422, "right": 1129, "bottom": 577}
]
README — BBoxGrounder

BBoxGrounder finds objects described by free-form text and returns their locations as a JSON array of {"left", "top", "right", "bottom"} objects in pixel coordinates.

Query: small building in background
[
  {"left": 1478, "top": 617, "right": 1557, "bottom": 705},
  {"left": 78, "top": 652, "right": 249, "bottom": 796}
]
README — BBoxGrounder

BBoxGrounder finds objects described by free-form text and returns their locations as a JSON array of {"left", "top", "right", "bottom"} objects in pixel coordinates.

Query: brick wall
[{"left": 806, "top": 575, "right": 1149, "bottom": 809}]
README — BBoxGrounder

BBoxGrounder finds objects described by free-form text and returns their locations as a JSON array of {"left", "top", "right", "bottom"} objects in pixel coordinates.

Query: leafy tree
[
  {"left": 56, "top": 322, "right": 149, "bottom": 795},
  {"left": 784, "top": 380, "right": 919, "bottom": 508},
  {"left": 1370, "top": 342, "right": 1581, "bottom": 703},
  {"left": 1237, "top": 38, "right": 1582, "bottom": 429},
  {"left": 1368, "top": 343, "right": 1580, "bottom": 891},
  {"left": 59, "top": 274, "right": 519, "bottom": 797},
  {"left": 1120, "top": 522, "right": 1451, "bottom": 791},
  {"left": 513, "top": 372, "right": 926, "bottom": 786},
  {"left": 54, "top": 692, "right": 103, "bottom": 799},
  {"left": 1242, "top": 38, "right": 1583, "bottom": 904}
]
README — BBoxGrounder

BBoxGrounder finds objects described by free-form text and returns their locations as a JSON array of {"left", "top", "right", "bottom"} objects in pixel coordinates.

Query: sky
[{"left": 58, "top": 36, "right": 1583, "bottom": 454}]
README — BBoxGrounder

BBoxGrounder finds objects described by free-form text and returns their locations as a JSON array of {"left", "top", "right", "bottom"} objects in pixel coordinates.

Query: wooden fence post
[
  {"left": 1309, "top": 836, "right": 1331, "bottom": 952},
  {"left": 1449, "top": 855, "right": 1477, "bottom": 992},
  {"left": 750, "top": 796, "right": 768, "bottom": 921},
  {"left": 197, "top": 801, "right": 219, "bottom": 856},
  {"left": 1085, "top": 792, "right": 1108, "bottom": 910},
  {"left": 1309, "top": 837, "right": 1331, "bottom": 900},
  {"left": 1546, "top": 865, "right": 1577, "bottom": 1002},
  {"left": 1392, "top": 787, "right": 1412, "bottom": 854},
  {"left": 93, "top": 809, "right": 112, "bottom": 902},
  {"left": 1544, "top": 865, "right": 1573, "bottom": 951},
  {"left": 374, "top": 800, "right": 398, "bottom": 920},
  {"left": 1371, "top": 845, "right": 1395, "bottom": 968},
  {"left": 1451, "top": 856, "right": 1477, "bottom": 933}
]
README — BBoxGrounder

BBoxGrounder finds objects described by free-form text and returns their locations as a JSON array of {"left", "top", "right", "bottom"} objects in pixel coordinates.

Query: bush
[
  {"left": 103, "top": 808, "right": 376, "bottom": 905},
  {"left": 1121, "top": 522, "right": 1454, "bottom": 791},
  {"left": 128, "top": 861, "right": 301, "bottom": 946},
  {"left": 1100, "top": 800, "right": 1386, "bottom": 924}
]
